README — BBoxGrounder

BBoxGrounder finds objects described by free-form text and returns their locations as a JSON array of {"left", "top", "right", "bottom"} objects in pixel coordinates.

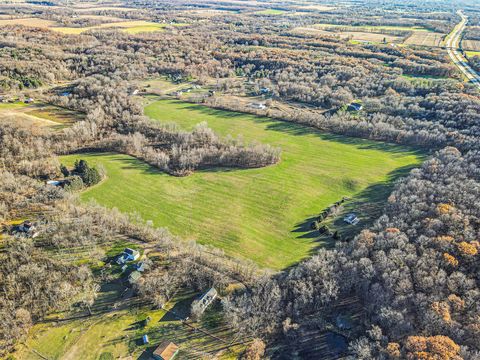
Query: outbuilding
[
  {"left": 153, "top": 341, "right": 179, "bottom": 360},
  {"left": 191, "top": 288, "right": 218, "bottom": 315}
]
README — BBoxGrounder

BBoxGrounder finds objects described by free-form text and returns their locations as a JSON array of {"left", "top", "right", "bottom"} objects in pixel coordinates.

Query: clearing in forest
[
  {"left": 61, "top": 100, "right": 422, "bottom": 269},
  {"left": 0, "top": 102, "right": 82, "bottom": 129},
  {"left": 255, "top": 9, "right": 286, "bottom": 15}
]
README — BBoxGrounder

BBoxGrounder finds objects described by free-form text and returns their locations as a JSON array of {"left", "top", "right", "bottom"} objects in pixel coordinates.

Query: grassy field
[
  {"left": 255, "top": 9, "right": 286, "bottom": 15},
  {"left": 0, "top": 102, "right": 82, "bottom": 129},
  {"left": 61, "top": 99, "right": 422, "bottom": 269},
  {"left": 466, "top": 50, "right": 480, "bottom": 58}
]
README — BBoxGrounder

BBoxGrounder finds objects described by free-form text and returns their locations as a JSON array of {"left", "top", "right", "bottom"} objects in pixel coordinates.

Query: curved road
[{"left": 445, "top": 11, "right": 480, "bottom": 89}]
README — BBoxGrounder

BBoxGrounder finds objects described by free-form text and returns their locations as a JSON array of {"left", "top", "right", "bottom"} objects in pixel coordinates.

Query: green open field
[
  {"left": 255, "top": 9, "right": 286, "bottom": 15},
  {"left": 61, "top": 99, "right": 422, "bottom": 269},
  {"left": 466, "top": 50, "right": 480, "bottom": 58}
]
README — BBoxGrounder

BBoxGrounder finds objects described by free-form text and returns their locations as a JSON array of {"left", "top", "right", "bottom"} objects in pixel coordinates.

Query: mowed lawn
[{"left": 62, "top": 100, "right": 422, "bottom": 269}]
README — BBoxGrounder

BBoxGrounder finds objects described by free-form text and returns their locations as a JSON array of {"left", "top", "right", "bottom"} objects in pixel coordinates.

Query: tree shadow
[{"left": 160, "top": 296, "right": 195, "bottom": 322}]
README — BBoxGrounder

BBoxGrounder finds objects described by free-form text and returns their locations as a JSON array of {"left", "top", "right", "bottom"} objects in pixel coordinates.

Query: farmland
[
  {"left": 61, "top": 99, "right": 422, "bottom": 269},
  {"left": 53, "top": 21, "right": 187, "bottom": 35},
  {"left": 255, "top": 9, "right": 286, "bottom": 15},
  {"left": 0, "top": 16, "right": 187, "bottom": 34},
  {"left": 404, "top": 31, "right": 445, "bottom": 47},
  {"left": 0, "top": 18, "right": 56, "bottom": 27},
  {"left": 312, "top": 23, "right": 432, "bottom": 32},
  {"left": 0, "top": 102, "right": 82, "bottom": 129},
  {"left": 292, "top": 27, "right": 402, "bottom": 43},
  {"left": 463, "top": 39, "right": 480, "bottom": 51},
  {"left": 293, "top": 22, "right": 444, "bottom": 45}
]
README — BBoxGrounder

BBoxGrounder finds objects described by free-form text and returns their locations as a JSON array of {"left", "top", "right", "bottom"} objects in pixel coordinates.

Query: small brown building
[{"left": 153, "top": 341, "right": 179, "bottom": 360}]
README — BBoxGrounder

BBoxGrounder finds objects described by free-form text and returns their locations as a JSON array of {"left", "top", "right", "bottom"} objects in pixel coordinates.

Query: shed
[
  {"left": 249, "top": 102, "right": 266, "bottom": 110},
  {"left": 142, "top": 334, "right": 149, "bottom": 344},
  {"left": 153, "top": 341, "right": 179, "bottom": 360},
  {"left": 191, "top": 287, "right": 218, "bottom": 315}
]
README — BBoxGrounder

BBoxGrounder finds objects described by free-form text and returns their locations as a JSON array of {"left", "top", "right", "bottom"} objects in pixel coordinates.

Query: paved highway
[{"left": 445, "top": 11, "right": 480, "bottom": 89}]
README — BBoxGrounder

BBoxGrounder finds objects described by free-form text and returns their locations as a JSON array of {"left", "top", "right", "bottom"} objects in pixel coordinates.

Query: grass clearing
[
  {"left": 465, "top": 50, "right": 480, "bottom": 58},
  {"left": 0, "top": 102, "right": 82, "bottom": 129},
  {"left": 140, "top": 78, "right": 196, "bottom": 95},
  {"left": 61, "top": 100, "right": 422, "bottom": 269},
  {"left": 255, "top": 9, "right": 286, "bottom": 15}
]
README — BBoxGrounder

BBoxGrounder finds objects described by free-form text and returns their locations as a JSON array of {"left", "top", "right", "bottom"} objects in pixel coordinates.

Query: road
[{"left": 445, "top": 10, "right": 480, "bottom": 89}]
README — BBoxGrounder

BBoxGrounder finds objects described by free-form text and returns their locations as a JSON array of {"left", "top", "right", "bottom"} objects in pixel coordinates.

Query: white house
[
  {"left": 249, "top": 102, "right": 266, "bottom": 110},
  {"left": 117, "top": 248, "right": 140, "bottom": 264},
  {"left": 343, "top": 213, "right": 359, "bottom": 225}
]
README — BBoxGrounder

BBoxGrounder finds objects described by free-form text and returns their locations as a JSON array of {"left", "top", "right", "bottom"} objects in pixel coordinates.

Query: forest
[{"left": 1, "top": 0, "right": 480, "bottom": 359}]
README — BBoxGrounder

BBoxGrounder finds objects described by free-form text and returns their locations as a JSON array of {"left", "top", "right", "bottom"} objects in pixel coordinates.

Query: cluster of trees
[
  {"left": 0, "top": 120, "right": 59, "bottom": 178},
  {"left": 1, "top": 4, "right": 473, "bottom": 157},
  {"left": 0, "top": 237, "right": 96, "bottom": 355},
  {"left": 65, "top": 159, "right": 102, "bottom": 186},
  {"left": 105, "top": 127, "right": 280, "bottom": 176}
]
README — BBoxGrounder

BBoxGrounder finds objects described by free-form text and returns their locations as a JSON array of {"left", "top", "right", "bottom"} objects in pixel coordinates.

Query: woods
[{"left": 1, "top": 0, "right": 480, "bottom": 358}]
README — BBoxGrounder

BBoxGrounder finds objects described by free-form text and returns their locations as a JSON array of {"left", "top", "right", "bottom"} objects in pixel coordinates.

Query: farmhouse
[
  {"left": 117, "top": 248, "right": 140, "bottom": 264},
  {"left": 13, "top": 221, "right": 39, "bottom": 238},
  {"left": 343, "top": 213, "right": 359, "bottom": 225},
  {"left": 347, "top": 102, "right": 363, "bottom": 111},
  {"left": 191, "top": 287, "right": 218, "bottom": 315},
  {"left": 249, "top": 102, "right": 267, "bottom": 110},
  {"left": 153, "top": 341, "right": 179, "bottom": 360}
]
